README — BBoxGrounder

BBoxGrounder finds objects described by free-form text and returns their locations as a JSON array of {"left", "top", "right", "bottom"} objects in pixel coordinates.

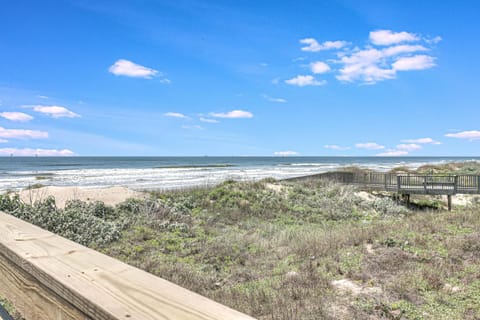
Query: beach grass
[{"left": 1, "top": 168, "right": 480, "bottom": 319}]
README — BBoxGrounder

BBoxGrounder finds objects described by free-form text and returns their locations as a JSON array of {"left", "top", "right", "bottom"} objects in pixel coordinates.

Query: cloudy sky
[{"left": 1, "top": 0, "right": 479, "bottom": 156}]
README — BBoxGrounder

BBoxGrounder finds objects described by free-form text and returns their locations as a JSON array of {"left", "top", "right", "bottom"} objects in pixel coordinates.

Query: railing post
[
  {"left": 424, "top": 176, "right": 427, "bottom": 194},
  {"left": 454, "top": 175, "right": 458, "bottom": 194},
  {"left": 478, "top": 176, "right": 480, "bottom": 193},
  {"left": 397, "top": 175, "right": 401, "bottom": 193}
]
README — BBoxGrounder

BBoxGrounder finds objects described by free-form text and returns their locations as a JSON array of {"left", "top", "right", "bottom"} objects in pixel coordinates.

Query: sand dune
[{"left": 18, "top": 186, "right": 146, "bottom": 208}]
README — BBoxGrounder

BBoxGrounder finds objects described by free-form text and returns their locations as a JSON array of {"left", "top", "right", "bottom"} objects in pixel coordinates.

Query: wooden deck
[
  {"left": 0, "top": 212, "right": 255, "bottom": 320},
  {"left": 293, "top": 171, "right": 480, "bottom": 195}
]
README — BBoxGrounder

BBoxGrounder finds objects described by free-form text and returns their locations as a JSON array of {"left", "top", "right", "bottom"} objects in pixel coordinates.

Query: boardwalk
[{"left": 290, "top": 171, "right": 480, "bottom": 210}]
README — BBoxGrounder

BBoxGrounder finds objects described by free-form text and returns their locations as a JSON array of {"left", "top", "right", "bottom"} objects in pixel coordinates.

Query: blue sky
[{"left": 1, "top": 0, "right": 479, "bottom": 156}]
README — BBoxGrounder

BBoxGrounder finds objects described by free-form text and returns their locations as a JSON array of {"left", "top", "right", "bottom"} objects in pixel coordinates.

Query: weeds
[{"left": 1, "top": 178, "right": 480, "bottom": 319}]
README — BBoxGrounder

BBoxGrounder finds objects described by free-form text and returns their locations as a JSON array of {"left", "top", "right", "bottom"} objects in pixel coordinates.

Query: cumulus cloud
[
  {"left": 0, "top": 139, "right": 7, "bottom": 143},
  {"left": 324, "top": 144, "right": 350, "bottom": 151},
  {"left": 164, "top": 112, "right": 188, "bottom": 118},
  {"left": 209, "top": 110, "right": 253, "bottom": 118},
  {"left": 274, "top": 151, "right": 299, "bottom": 156},
  {"left": 300, "top": 38, "right": 347, "bottom": 52},
  {"left": 295, "top": 30, "right": 438, "bottom": 84},
  {"left": 199, "top": 117, "right": 219, "bottom": 123},
  {"left": 262, "top": 94, "right": 287, "bottom": 103},
  {"left": 445, "top": 130, "right": 480, "bottom": 140},
  {"left": 382, "top": 44, "right": 428, "bottom": 57},
  {"left": 376, "top": 149, "right": 409, "bottom": 156},
  {"left": 337, "top": 47, "right": 435, "bottom": 83},
  {"left": 109, "top": 59, "right": 159, "bottom": 79},
  {"left": 369, "top": 30, "right": 419, "bottom": 46},
  {"left": 336, "top": 48, "right": 396, "bottom": 83},
  {"left": 396, "top": 143, "right": 422, "bottom": 151},
  {"left": 392, "top": 55, "right": 436, "bottom": 71},
  {"left": 0, "top": 127, "right": 48, "bottom": 139},
  {"left": 310, "top": 61, "right": 331, "bottom": 74},
  {"left": 0, "top": 148, "right": 74, "bottom": 156},
  {"left": 401, "top": 137, "right": 441, "bottom": 145},
  {"left": 355, "top": 142, "right": 385, "bottom": 150},
  {"left": 285, "top": 75, "right": 326, "bottom": 87},
  {"left": 0, "top": 112, "right": 33, "bottom": 122},
  {"left": 30, "top": 105, "right": 79, "bottom": 118}
]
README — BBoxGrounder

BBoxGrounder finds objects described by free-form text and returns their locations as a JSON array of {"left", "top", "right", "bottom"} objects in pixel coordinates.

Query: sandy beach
[{"left": 17, "top": 186, "right": 146, "bottom": 208}]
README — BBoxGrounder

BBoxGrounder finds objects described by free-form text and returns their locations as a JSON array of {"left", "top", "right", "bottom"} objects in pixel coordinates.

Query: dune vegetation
[{"left": 1, "top": 167, "right": 480, "bottom": 319}]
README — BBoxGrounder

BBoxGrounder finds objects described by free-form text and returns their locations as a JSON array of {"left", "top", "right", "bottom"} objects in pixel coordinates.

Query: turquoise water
[{"left": 1, "top": 156, "right": 478, "bottom": 191}]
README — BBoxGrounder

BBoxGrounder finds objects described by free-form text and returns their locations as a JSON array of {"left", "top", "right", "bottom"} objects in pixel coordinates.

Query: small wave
[{"left": 154, "top": 164, "right": 235, "bottom": 169}]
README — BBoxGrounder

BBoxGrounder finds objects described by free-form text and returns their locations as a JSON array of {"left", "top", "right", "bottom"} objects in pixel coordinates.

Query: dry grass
[{"left": 2, "top": 177, "right": 480, "bottom": 319}]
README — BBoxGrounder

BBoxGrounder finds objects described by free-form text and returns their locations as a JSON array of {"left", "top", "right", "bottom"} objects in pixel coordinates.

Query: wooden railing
[
  {"left": 0, "top": 212, "right": 255, "bottom": 320},
  {"left": 291, "top": 171, "right": 480, "bottom": 195}
]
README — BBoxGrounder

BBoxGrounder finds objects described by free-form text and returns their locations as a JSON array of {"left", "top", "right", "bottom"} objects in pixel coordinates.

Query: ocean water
[{"left": 1, "top": 156, "right": 478, "bottom": 192}]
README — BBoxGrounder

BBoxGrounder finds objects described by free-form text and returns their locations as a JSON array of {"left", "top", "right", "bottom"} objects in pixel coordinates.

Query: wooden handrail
[{"left": 0, "top": 212, "right": 255, "bottom": 320}]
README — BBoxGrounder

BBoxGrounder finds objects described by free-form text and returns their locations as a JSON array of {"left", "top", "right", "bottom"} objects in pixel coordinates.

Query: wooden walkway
[
  {"left": 296, "top": 171, "right": 480, "bottom": 195},
  {"left": 289, "top": 171, "right": 480, "bottom": 210}
]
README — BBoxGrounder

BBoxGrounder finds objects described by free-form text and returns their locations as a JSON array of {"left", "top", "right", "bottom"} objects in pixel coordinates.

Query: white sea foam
[{"left": 0, "top": 159, "right": 462, "bottom": 192}]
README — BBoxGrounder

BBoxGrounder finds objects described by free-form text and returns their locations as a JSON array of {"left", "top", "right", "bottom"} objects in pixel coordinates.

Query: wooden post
[
  {"left": 478, "top": 176, "right": 480, "bottom": 193},
  {"left": 447, "top": 195, "right": 452, "bottom": 211},
  {"left": 406, "top": 194, "right": 410, "bottom": 208},
  {"left": 424, "top": 176, "right": 427, "bottom": 194},
  {"left": 454, "top": 175, "right": 458, "bottom": 194},
  {"left": 397, "top": 175, "right": 401, "bottom": 193}
]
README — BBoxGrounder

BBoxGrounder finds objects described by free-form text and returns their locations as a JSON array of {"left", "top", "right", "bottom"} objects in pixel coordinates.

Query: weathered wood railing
[
  {"left": 297, "top": 171, "right": 480, "bottom": 195},
  {"left": 0, "top": 212, "right": 255, "bottom": 320}
]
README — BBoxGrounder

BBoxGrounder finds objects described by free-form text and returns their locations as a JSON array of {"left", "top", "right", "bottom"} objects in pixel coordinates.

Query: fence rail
[{"left": 297, "top": 171, "right": 480, "bottom": 195}]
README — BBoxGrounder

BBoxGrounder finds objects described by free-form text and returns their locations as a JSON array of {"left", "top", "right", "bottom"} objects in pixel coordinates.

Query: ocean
[{"left": 1, "top": 156, "right": 478, "bottom": 192}]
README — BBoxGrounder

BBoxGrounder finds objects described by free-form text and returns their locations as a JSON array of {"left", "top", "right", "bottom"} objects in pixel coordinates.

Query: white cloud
[
  {"left": 182, "top": 125, "right": 204, "bottom": 130},
  {"left": 0, "top": 148, "right": 74, "bottom": 156},
  {"left": 426, "top": 36, "right": 442, "bottom": 44},
  {"left": 36, "top": 95, "right": 49, "bottom": 99},
  {"left": 337, "top": 45, "right": 434, "bottom": 83},
  {"left": 376, "top": 149, "right": 409, "bottom": 156},
  {"left": 355, "top": 142, "right": 385, "bottom": 150},
  {"left": 210, "top": 110, "right": 253, "bottom": 119},
  {"left": 445, "top": 130, "right": 480, "bottom": 140},
  {"left": 164, "top": 112, "right": 188, "bottom": 119},
  {"left": 324, "top": 144, "right": 350, "bottom": 151},
  {"left": 369, "top": 30, "right": 419, "bottom": 46},
  {"left": 0, "top": 112, "right": 33, "bottom": 122},
  {"left": 274, "top": 151, "right": 299, "bottom": 156},
  {"left": 310, "top": 61, "right": 331, "bottom": 74},
  {"left": 30, "top": 105, "right": 79, "bottom": 118},
  {"left": 0, "top": 139, "right": 7, "bottom": 143},
  {"left": 336, "top": 48, "right": 396, "bottom": 83},
  {"left": 0, "top": 127, "right": 48, "bottom": 139},
  {"left": 300, "top": 38, "right": 347, "bottom": 52},
  {"left": 199, "top": 117, "right": 219, "bottom": 123},
  {"left": 382, "top": 44, "right": 428, "bottom": 57},
  {"left": 392, "top": 55, "right": 436, "bottom": 71},
  {"left": 285, "top": 75, "right": 326, "bottom": 87},
  {"left": 396, "top": 143, "right": 422, "bottom": 151},
  {"left": 262, "top": 94, "right": 287, "bottom": 103},
  {"left": 109, "top": 59, "right": 159, "bottom": 79},
  {"left": 401, "top": 137, "right": 441, "bottom": 145}
]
